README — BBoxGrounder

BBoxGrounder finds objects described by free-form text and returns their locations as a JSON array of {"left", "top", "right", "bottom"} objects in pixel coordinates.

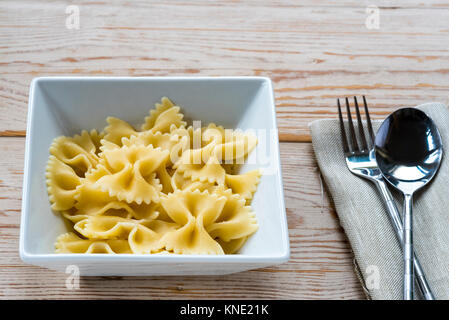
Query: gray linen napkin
[{"left": 310, "top": 103, "right": 449, "bottom": 299}]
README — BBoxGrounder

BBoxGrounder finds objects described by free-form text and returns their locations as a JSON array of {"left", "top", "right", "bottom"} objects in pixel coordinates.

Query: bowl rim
[{"left": 19, "top": 76, "right": 290, "bottom": 263}]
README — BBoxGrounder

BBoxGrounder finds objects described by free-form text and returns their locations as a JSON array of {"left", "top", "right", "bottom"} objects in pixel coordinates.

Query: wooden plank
[
  {"left": 0, "top": 137, "right": 364, "bottom": 299},
  {"left": 2, "top": 1, "right": 449, "bottom": 141}
]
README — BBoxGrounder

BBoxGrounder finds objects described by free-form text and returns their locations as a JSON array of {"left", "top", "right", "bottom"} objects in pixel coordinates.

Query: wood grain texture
[
  {"left": 2, "top": 0, "right": 447, "bottom": 300},
  {"left": 0, "top": 137, "right": 364, "bottom": 299},
  {"left": 2, "top": 1, "right": 449, "bottom": 141}
]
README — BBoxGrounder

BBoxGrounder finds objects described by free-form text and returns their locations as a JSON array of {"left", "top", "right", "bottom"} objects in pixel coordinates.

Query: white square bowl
[{"left": 19, "top": 77, "right": 289, "bottom": 276}]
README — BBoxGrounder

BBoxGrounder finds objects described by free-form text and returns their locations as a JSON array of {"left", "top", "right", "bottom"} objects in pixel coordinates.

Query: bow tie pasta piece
[
  {"left": 217, "top": 237, "right": 248, "bottom": 254},
  {"left": 160, "top": 190, "right": 227, "bottom": 254},
  {"left": 171, "top": 168, "right": 216, "bottom": 192},
  {"left": 201, "top": 124, "right": 258, "bottom": 162},
  {"left": 73, "top": 216, "right": 163, "bottom": 240},
  {"left": 124, "top": 131, "right": 178, "bottom": 150},
  {"left": 141, "top": 97, "right": 187, "bottom": 133},
  {"left": 55, "top": 233, "right": 132, "bottom": 254},
  {"left": 218, "top": 134, "right": 258, "bottom": 165},
  {"left": 75, "top": 215, "right": 179, "bottom": 253},
  {"left": 121, "top": 133, "right": 179, "bottom": 195},
  {"left": 74, "top": 180, "right": 160, "bottom": 220},
  {"left": 62, "top": 211, "right": 89, "bottom": 223},
  {"left": 49, "top": 130, "right": 101, "bottom": 177},
  {"left": 171, "top": 167, "right": 261, "bottom": 205},
  {"left": 163, "top": 217, "right": 224, "bottom": 255},
  {"left": 171, "top": 125, "right": 197, "bottom": 144},
  {"left": 122, "top": 130, "right": 190, "bottom": 167},
  {"left": 129, "top": 220, "right": 179, "bottom": 254},
  {"left": 46, "top": 130, "right": 101, "bottom": 210},
  {"left": 174, "top": 143, "right": 227, "bottom": 184},
  {"left": 89, "top": 129, "right": 105, "bottom": 153},
  {"left": 177, "top": 158, "right": 227, "bottom": 185},
  {"left": 156, "top": 160, "right": 174, "bottom": 194},
  {"left": 209, "top": 130, "right": 258, "bottom": 164},
  {"left": 170, "top": 125, "right": 202, "bottom": 150},
  {"left": 225, "top": 169, "right": 261, "bottom": 203},
  {"left": 174, "top": 125, "right": 258, "bottom": 185},
  {"left": 74, "top": 216, "right": 142, "bottom": 239},
  {"left": 102, "top": 117, "right": 140, "bottom": 147},
  {"left": 84, "top": 163, "right": 111, "bottom": 183},
  {"left": 46, "top": 156, "right": 82, "bottom": 211},
  {"left": 200, "top": 123, "right": 225, "bottom": 147},
  {"left": 206, "top": 188, "right": 258, "bottom": 243},
  {"left": 92, "top": 144, "right": 169, "bottom": 204}
]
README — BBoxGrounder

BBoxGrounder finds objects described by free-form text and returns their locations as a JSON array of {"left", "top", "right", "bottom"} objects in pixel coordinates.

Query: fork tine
[
  {"left": 362, "top": 96, "right": 375, "bottom": 145},
  {"left": 337, "top": 99, "right": 350, "bottom": 154},
  {"left": 345, "top": 97, "right": 359, "bottom": 152},
  {"left": 353, "top": 96, "right": 368, "bottom": 151}
]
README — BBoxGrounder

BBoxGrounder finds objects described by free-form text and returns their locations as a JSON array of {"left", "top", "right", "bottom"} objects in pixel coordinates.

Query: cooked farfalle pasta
[
  {"left": 46, "top": 130, "right": 103, "bottom": 211},
  {"left": 141, "top": 97, "right": 187, "bottom": 132},
  {"left": 47, "top": 97, "right": 260, "bottom": 254},
  {"left": 91, "top": 144, "right": 169, "bottom": 204},
  {"left": 174, "top": 123, "right": 258, "bottom": 185}
]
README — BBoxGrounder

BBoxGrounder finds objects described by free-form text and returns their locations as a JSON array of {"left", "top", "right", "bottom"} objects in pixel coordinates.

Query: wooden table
[{"left": 1, "top": 0, "right": 448, "bottom": 299}]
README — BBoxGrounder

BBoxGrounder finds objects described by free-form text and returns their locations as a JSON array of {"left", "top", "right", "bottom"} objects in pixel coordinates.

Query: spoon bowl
[
  {"left": 375, "top": 108, "right": 443, "bottom": 194},
  {"left": 375, "top": 108, "right": 443, "bottom": 300}
]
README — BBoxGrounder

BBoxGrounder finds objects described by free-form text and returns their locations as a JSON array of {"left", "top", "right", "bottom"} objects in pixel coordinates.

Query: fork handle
[{"left": 374, "top": 179, "right": 435, "bottom": 300}]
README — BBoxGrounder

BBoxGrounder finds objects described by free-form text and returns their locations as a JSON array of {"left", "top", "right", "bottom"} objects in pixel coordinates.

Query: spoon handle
[
  {"left": 403, "top": 194, "right": 414, "bottom": 300},
  {"left": 375, "top": 180, "right": 434, "bottom": 299}
]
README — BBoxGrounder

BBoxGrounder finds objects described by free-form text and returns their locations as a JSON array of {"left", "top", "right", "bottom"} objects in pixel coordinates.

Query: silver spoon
[{"left": 375, "top": 108, "right": 443, "bottom": 300}]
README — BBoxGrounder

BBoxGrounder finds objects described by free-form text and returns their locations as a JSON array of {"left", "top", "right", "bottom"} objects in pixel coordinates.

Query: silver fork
[{"left": 338, "top": 96, "right": 435, "bottom": 300}]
